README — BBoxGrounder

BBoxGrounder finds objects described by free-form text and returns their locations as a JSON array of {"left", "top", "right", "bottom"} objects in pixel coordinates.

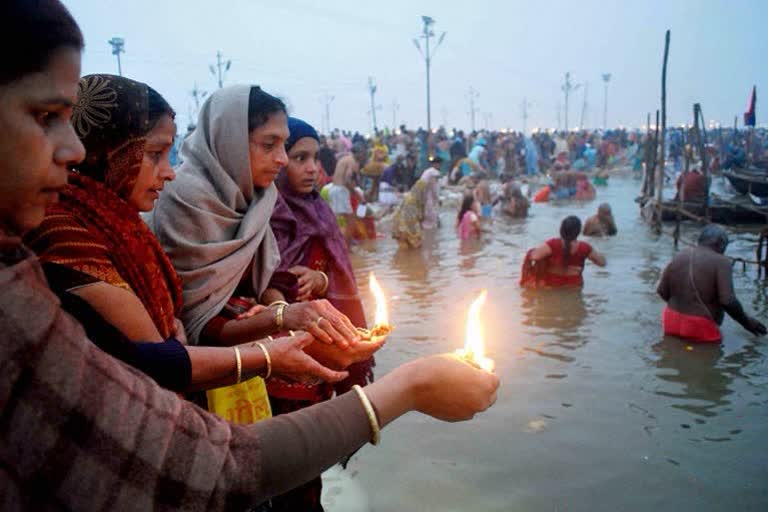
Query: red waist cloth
[{"left": 662, "top": 306, "right": 721, "bottom": 343}]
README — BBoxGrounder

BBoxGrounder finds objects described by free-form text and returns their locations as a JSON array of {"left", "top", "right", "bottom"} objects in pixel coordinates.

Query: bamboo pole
[
  {"left": 655, "top": 30, "right": 670, "bottom": 233},
  {"left": 692, "top": 104, "right": 710, "bottom": 220}
]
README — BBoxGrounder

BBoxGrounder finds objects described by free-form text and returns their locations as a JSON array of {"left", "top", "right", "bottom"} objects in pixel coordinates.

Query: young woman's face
[
  {"left": 0, "top": 47, "right": 85, "bottom": 234},
  {"left": 285, "top": 137, "right": 319, "bottom": 194},
  {"left": 127, "top": 114, "right": 176, "bottom": 212},
  {"left": 249, "top": 111, "right": 289, "bottom": 188}
]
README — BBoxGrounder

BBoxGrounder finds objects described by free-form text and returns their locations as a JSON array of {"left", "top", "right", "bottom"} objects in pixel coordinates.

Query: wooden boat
[
  {"left": 660, "top": 199, "right": 768, "bottom": 225},
  {"left": 723, "top": 167, "right": 768, "bottom": 198}
]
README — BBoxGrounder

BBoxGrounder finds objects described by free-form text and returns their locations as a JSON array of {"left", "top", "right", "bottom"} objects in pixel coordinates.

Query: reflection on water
[
  {"left": 651, "top": 338, "right": 730, "bottom": 417},
  {"left": 348, "top": 176, "right": 768, "bottom": 511},
  {"left": 651, "top": 337, "right": 765, "bottom": 420}
]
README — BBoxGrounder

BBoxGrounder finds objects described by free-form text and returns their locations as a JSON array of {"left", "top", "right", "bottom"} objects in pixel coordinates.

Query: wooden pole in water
[
  {"left": 642, "top": 112, "right": 651, "bottom": 197},
  {"left": 646, "top": 110, "right": 660, "bottom": 199},
  {"left": 655, "top": 30, "right": 670, "bottom": 233},
  {"left": 692, "top": 104, "right": 710, "bottom": 220}
]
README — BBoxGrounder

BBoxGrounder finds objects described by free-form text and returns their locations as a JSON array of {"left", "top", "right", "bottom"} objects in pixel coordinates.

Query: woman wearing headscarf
[
  {"left": 264, "top": 117, "right": 375, "bottom": 510},
  {"left": 25, "top": 74, "right": 349, "bottom": 392},
  {"left": 146, "top": 86, "right": 362, "bottom": 350},
  {"left": 0, "top": 3, "right": 501, "bottom": 509}
]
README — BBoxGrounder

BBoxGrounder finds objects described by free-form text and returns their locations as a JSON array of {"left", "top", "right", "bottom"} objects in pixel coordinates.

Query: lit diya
[
  {"left": 356, "top": 273, "right": 393, "bottom": 341},
  {"left": 455, "top": 290, "right": 495, "bottom": 372}
]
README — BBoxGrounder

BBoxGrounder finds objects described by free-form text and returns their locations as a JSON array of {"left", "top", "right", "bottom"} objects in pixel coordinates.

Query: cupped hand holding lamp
[{"left": 216, "top": 298, "right": 361, "bottom": 349}]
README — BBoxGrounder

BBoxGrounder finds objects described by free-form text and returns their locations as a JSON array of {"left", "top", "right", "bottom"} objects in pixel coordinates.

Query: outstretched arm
[{"left": 588, "top": 248, "right": 607, "bottom": 267}]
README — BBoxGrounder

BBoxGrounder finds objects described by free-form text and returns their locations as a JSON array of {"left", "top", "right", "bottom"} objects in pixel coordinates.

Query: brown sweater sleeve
[{"left": 0, "top": 246, "right": 371, "bottom": 511}]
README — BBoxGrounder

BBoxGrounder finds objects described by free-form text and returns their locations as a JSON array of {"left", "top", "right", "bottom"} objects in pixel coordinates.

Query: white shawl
[{"left": 145, "top": 85, "right": 280, "bottom": 344}]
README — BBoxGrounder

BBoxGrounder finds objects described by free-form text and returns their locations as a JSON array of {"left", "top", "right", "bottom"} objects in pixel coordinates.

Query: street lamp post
[
  {"left": 602, "top": 73, "right": 612, "bottom": 129},
  {"left": 108, "top": 37, "right": 125, "bottom": 76},
  {"left": 413, "top": 16, "right": 446, "bottom": 133}
]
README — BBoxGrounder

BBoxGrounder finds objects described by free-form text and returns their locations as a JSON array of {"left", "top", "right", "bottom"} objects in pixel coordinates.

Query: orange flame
[
  {"left": 369, "top": 272, "right": 388, "bottom": 327},
  {"left": 456, "top": 290, "right": 494, "bottom": 372}
]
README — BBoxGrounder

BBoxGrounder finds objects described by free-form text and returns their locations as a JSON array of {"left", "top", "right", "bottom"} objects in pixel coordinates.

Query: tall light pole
[
  {"left": 209, "top": 51, "right": 231, "bottom": 89},
  {"left": 321, "top": 94, "right": 335, "bottom": 134},
  {"left": 562, "top": 72, "right": 581, "bottom": 131},
  {"left": 190, "top": 83, "right": 207, "bottom": 127},
  {"left": 579, "top": 82, "right": 589, "bottom": 130},
  {"left": 521, "top": 97, "right": 532, "bottom": 134},
  {"left": 467, "top": 86, "right": 479, "bottom": 132},
  {"left": 367, "top": 76, "right": 380, "bottom": 133},
  {"left": 107, "top": 37, "right": 125, "bottom": 76},
  {"left": 602, "top": 73, "right": 612, "bottom": 129},
  {"left": 413, "top": 16, "right": 446, "bottom": 133},
  {"left": 392, "top": 98, "right": 400, "bottom": 130}
]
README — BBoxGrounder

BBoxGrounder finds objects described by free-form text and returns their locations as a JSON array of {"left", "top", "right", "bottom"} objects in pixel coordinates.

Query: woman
[
  {"left": 457, "top": 194, "right": 482, "bottom": 241},
  {"left": 497, "top": 181, "right": 530, "bottom": 218},
  {"left": 526, "top": 215, "right": 606, "bottom": 287},
  {"left": 420, "top": 157, "right": 442, "bottom": 229},
  {"left": 0, "top": 3, "right": 499, "bottom": 510},
  {"left": 391, "top": 164, "right": 441, "bottom": 248},
  {"left": 146, "top": 86, "right": 360, "bottom": 349},
  {"left": 25, "top": 74, "right": 356, "bottom": 392},
  {"left": 266, "top": 117, "right": 375, "bottom": 510}
]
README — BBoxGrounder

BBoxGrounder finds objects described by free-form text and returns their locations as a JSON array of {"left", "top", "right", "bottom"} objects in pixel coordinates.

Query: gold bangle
[
  {"left": 255, "top": 342, "right": 272, "bottom": 380},
  {"left": 275, "top": 303, "right": 286, "bottom": 330},
  {"left": 318, "top": 271, "right": 329, "bottom": 295},
  {"left": 268, "top": 300, "right": 289, "bottom": 307},
  {"left": 234, "top": 346, "right": 242, "bottom": 384},
  {"left": 352, "top": 384, "right": 380, "bottom": 446}
]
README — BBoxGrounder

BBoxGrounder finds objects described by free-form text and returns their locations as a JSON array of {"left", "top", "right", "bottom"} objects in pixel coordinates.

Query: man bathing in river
[{"left": 656, "top": 224, "right": 766, "bottom": 343}]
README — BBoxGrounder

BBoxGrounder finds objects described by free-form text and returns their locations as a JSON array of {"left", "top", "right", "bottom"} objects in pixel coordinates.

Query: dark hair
[
  {"left": 560, "top": 215, "right": 582, "bottom": 266},
  {"left": 0, "top": 0, "right": 84, "bottom": 85},
  {"left": 457, "top": 194, "right": 475, "bottom": 226},
  {"left": 147, "top": 86, "right": 175, "bottom": 130},
  {"left": 248, "top": 86, "right": 287, "bottom": 132}
]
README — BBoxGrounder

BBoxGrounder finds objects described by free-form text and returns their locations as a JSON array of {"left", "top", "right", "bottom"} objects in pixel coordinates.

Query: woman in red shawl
[
  {"left": 25, "top": 74, "right": 183, "bottom": 342},
  {"left": 264, "top": 117, "right": 374, "bottom": 512}
]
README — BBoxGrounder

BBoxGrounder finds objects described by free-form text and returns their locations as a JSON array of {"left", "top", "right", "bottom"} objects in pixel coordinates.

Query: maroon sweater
[{"left": 0, "top": 233, "right": 372, "bottom": 511}]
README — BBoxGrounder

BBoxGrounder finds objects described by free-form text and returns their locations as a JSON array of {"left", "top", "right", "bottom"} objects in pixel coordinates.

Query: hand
[
  {"left": 746, "top": 317, "right": 767, "bottom": 336},
  {"left": 304, "top": 335, "right": 385, "bottom": 370},
  {"left": 172, "top": 318, "right": 187, "bottom": 344},
  {"left": 266, "top": 332, "right": 349, "bottom": 383},
  {"left": 236, "top": 303, "right": 267, "bottom": 320},
  {"left": 283, "top": 299, "right": 360, "bottom": 348},
  {"left": 289, "top": 265, "right": 326, "bottom": 301},
  {"left": 398, "top": 353, "right": 499, "bottom": 422}
]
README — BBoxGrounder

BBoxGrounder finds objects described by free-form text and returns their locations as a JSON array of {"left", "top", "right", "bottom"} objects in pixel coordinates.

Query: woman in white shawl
[{"left": 146, "top": 86, "right": 361, "bottom": 349}]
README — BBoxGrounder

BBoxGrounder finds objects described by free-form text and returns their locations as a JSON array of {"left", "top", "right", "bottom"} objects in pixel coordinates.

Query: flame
[
  {"left": 369, "top": 272, "right": 388, "bottom": 327},
  {"left": 457, "top": 290, "right": 494, "bottom": 372}
]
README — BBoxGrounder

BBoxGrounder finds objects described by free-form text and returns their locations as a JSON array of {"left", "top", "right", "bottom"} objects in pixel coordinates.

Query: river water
[{"left": 341, "top": 174, "right": 768, "bottom": 511}]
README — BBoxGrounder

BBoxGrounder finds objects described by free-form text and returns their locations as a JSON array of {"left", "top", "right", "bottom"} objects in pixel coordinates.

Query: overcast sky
[{"left": 65, "top": 0, "right": 767, "bottom": 134}]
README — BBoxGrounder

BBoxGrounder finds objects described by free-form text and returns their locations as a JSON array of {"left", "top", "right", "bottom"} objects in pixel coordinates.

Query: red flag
[{"left": 744, "top": 86, "right": 756, "bottom": 127}]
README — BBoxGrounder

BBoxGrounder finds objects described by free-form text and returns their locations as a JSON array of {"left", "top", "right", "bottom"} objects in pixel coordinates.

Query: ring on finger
[{"left": 315, "top": 316, "right": 324, "bottom": 327}]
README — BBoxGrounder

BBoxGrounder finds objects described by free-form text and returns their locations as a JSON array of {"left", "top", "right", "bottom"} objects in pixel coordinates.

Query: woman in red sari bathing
[{"left": 523, "top": 215, "right": 606, "bottom": 288}]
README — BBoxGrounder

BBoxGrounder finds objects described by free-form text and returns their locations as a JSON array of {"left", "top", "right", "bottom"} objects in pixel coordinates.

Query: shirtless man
[
  {"left": 583, "top": 203, "right": 617, "bottom": 236},
  {"left": 656, "top": 224, "right": 766, "bottom": 343},
  {"left": 329, "top": 143, "right": 367, "bottom": 243}
]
